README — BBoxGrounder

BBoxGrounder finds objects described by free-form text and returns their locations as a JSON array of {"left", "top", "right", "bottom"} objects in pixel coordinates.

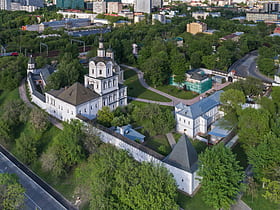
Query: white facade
[
  {"left": 57, "top": 11, "right": 98, "bottom": 22},
  {"left": 175, "top": 91, "right": 223, "bottom": 138},
  {"left": 27, "top": 39, "right": 127, "bottom": 122},
  {"left": 93, "top": 126, "right": 200, "bottom": 195},
  {"left": 45, "top": 92, "right": 100, "bottom": 121},
  {"left": 176, "top": 106, "right": 219, "bottom": 138}
]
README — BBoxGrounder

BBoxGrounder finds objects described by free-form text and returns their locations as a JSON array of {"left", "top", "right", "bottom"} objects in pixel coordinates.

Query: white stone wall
[
  {"left": 27, "top": 75, "right": 46, "bottom": 109},
  {"left": 93, "top": 126, "right": 199, "bottom": 195}
]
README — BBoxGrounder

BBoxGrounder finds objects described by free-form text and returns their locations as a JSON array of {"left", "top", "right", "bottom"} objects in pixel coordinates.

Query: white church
[
  {"left": 26, "top": 38, "right": 201, "bottom": 196},
  {"left": 27, "top": 37, "right": 127, "bottom": 121}
]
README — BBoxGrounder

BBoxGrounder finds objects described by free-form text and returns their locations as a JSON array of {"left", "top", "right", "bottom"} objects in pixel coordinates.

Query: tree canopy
[
  {"left": 75, "top": 144, "right": 178, "bottom": 210},
  {"left": 198, "top": 143, "right": 244, "bottom": 210},
  {"left": 0, "top": 173, "right": 25, "bottom": 210}
]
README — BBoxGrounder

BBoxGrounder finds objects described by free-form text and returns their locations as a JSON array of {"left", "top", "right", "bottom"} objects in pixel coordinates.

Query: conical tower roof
[{"left": 163, "top": 134, "right": 198, "bottom": 173}]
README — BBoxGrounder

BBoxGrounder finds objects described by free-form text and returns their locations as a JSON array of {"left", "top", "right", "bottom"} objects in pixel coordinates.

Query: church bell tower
[{"left": 27, "top": 55, "right": 36, "bottom": 74}]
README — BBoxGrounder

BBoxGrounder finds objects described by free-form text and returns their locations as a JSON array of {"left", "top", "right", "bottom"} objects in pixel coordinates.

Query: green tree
[
  {"left": 220, "top": 89, "right": 245, "bottom": 125},
  {"left": 271, "top": 86, "right": 280, "bottom": 111},
  {"left": 262, "top": 178, "right": 280, "bottom": 204},
  {"left": 82, "top": 124, "right": 102, "bottom": 155},
  {"left": 41, "top": 120, "right": 85, "bottom": 176},
  {"left": 0, "top": 173, "right": 25, "bottom": 210},
  {"left": 198, "top": 143, "right": 244, "bottom": 210},
  {"left": 15, "top": 133, "right": 38, "bottom": 165},
  {"left": 97, "top": 106, "right": 114, "bottom": 127},
  {"left": 0, "top": 121, "right": 11, "bottom": 147},
  {"left": 29, "top": 108, "right": 50, "bottom": 132},
  {"left": 1, "top": 99, "right": 30, "bottom": 128},
  {"left": 257, "top": 58, "right": 275, "bottom": 76},
  {"left": 247, "top": 132, "right": 280, "bottom": 181},
  {"left": 202, "top": 54, "right": 217, "bottom": 70},
  {"left": 46, "top": 52, "right": 83, "bottom": 90},
  {"left": 75, "top": 144, "right": 178, "bottom": 210},
  {"left": 170, "top": 51, "right": 186, "bottom": 84},
  {"left": 238, "top": 108, "right": 270, "bottom": 149}
]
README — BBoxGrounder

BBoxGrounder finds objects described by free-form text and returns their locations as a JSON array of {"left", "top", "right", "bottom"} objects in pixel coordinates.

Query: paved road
[
  {"left": 228, "top": 51, "right": 274, "bottom": 83},
  {"left": 166, "top": 133, "right": 176, "bottom": 149},
  {"left": 0, "top": 152, "right": 66, "bottom": 210},
  {"left": 122, "top": 64, "right": 230, "bottom": 106},
  {"left": 19, "top": 78, "right": 63, "bottom": 130}
]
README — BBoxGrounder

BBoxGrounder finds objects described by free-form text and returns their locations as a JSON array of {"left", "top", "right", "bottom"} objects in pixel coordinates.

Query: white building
[
  {"left": 27, "top": 38, "right": 127, "bottom": 122},
  {"left": 175, "top": 91, "right": 223, "bottom": 138},
  {"left": 152, "top": 13, "right": 166, "bottom": 24}
]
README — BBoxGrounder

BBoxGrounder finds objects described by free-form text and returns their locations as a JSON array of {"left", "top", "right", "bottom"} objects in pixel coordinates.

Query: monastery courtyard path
[{"left": 121, "top": 64, "right": 230, "bottom": 106}]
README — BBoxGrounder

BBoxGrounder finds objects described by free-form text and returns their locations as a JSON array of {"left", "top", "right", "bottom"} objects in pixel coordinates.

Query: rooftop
[
  {"left": 163, "top": 134, "right": 198, "bottom": 173},
  {"left": 114, "top": 124, "right": 145, "bottom": 142},
  {"left": 176, "top": 90, "right": 223, "bottom": 119},
  {"left": 47, "top": 82, "right": 100, "bottom": 106}
]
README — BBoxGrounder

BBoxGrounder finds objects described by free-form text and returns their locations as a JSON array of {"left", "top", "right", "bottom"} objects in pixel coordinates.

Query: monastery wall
[
  {"left": 85, "top": 120, "right": 200, "bottom": 195},
  {"left": 27, "top": 74, "right": 47, "bottom": 109}
]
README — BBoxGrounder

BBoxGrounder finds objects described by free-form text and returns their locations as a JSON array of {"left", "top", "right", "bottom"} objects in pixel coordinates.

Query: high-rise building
[
  {"left": 93, "top": 0, "right": 106, "bottom": 13},
  {"left": 135, "top": 0, "right": 162, "bottom": 14},
  {"left": 0, "top": 0, "right": 12, "bottom": 10},
  {"left": 56, "top": 0, "right": 84, "bottom": 9},
  {"left": 0, "top": 0, "right": 43, "bottom": 10}
]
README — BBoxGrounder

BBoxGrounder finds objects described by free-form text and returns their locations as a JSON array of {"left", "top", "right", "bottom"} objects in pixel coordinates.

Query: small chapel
[{"left": 27, "top": 38, "right": 127, "bottom": 122}]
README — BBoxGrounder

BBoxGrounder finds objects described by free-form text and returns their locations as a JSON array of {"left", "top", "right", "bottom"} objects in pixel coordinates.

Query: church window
[
  {"left": 71, "top": 111, "right": 73, "bottom": 115},
  {"left": 79, "top": 110, "right": 81, "bottom": 114},
  {"left": 113, "top": 79, "right": 116, "bottom": 86},
  {"left": 84, "top": 108, "right": 86, "bottom": 113},
  {"left": 91, "top": 106, "right": 93, "bottom": 110},
  {"left": 95, "top": 104, "right": 98, "bottom": 108},
  {"left": 182, "top": 179, "right": 184, "bottom": 182},
  {"left": 184, "top": 119, "right": 185, "bottom": 123},
  {"left": 107, "top": 68, "right": 109, "bottom": 74},
  {"left": 99, "top": 70, "right": 102, "bottom": 75},
  {"left": 103, "top": 101, "right": 106, "bottom": 106}
]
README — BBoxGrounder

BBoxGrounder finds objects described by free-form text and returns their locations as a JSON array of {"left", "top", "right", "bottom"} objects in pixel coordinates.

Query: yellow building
[{"left": 186, "top": 22, "right": 207, "bottom": 35}]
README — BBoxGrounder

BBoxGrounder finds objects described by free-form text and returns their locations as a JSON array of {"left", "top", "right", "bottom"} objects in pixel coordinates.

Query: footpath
[{"left": 121, "top": 64, "right": 230, "bottom": 106}]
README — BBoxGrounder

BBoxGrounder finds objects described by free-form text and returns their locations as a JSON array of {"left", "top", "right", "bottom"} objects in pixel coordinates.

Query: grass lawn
[
  {"left": 144, "top": 135, "right": 172, "bottom": 156},
  {"left": 124, "top": 69, "right": 171, "bottom": 102},
  {"left": 177, "top": 190, "right": 214, "bottom": 210},
  {"left": 232, "top": 143, "right": 248, "bottom": 169},
  {"left": 156, "top": 85, "right": 198, "bottom": 100},
  {"left": 242, "top": 188, "right": 279, "bottom": 210}
]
